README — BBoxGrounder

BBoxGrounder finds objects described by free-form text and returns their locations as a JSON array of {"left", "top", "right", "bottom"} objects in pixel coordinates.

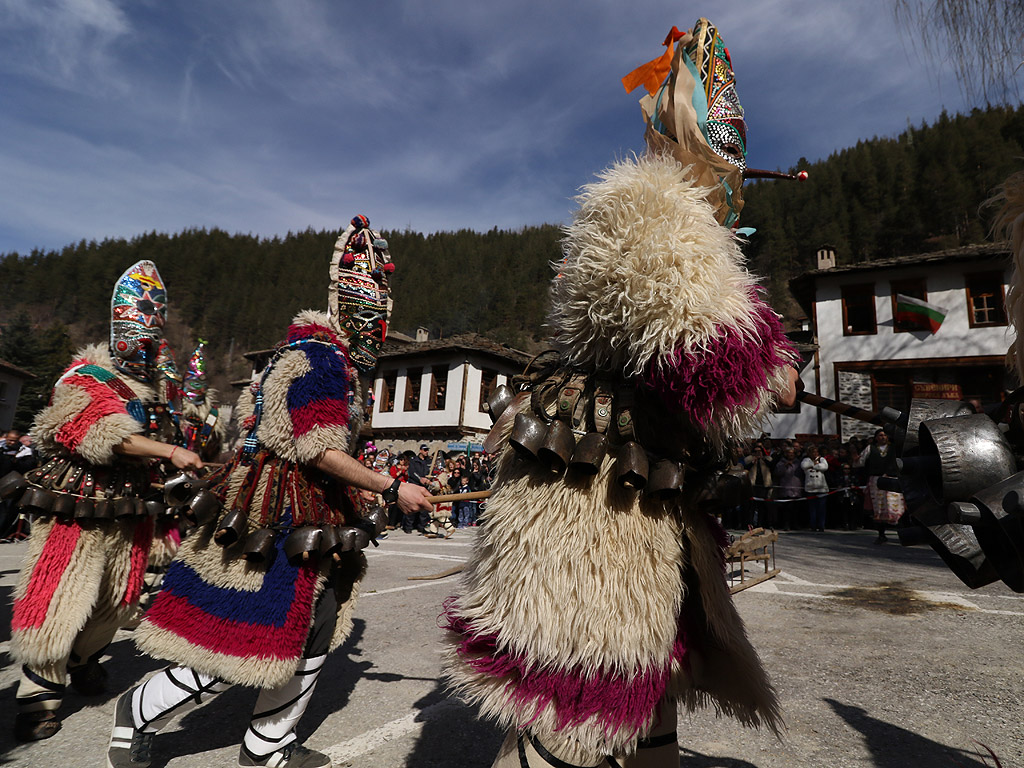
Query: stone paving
[{"left": 0, "top": 527, "right": 1021, "bottom": 767}]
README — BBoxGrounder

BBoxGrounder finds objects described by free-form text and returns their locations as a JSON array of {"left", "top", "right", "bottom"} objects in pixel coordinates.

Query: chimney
[
  {"left": 416, "top": 326, "right": 429, "bottom": 342},
  {"left": 816, "top": 247, "right": 836, "bottom": 270}
]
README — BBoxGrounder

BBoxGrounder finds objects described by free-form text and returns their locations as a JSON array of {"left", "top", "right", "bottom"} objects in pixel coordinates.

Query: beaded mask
[
  {"left": 687, "top": 18, "right": 746, "bottom": 172},
  {"left": 328, "top": 215, "right": 394, "bottom": 374},
  {"left": 183, "top": 339, "right": 209, "bottom": 404},
  {"left": 623, "top": 18, "right": 748, "bottom": 227},
  {"left": 110, "top": 260, "right": 167, "bottom": 382}
]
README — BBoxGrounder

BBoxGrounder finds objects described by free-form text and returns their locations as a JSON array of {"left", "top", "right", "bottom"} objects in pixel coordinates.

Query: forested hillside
[{"left": 1, "top": 104, "right": 1021, "bottom": 425}]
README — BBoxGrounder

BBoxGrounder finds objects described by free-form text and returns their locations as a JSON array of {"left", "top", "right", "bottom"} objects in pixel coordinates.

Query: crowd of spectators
[
  {"left": 355, "top": 442, "right": 496, "bottom": 536},
  {"left": 0, "top": 430, "right": 37, "bottom": 542},
  {"left": 720, "top": 429, "right": 902, "bottom": 540}
]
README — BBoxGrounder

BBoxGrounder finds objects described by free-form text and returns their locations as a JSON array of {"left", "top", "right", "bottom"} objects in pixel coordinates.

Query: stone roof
[
  {"left": 0, "top": 358, "right": 35, "bottom": 379},
  {"left": 789, "top": 242, "right": 1012, "bottom": 312},
  {"left": 380, "top": 333, "right": 530, "bottom": 368}
]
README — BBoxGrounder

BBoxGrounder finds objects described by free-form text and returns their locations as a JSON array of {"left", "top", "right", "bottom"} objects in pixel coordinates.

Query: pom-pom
[
  {"left": 373, "top": 238, "right": 388, "bottom": 251},
  {"left": 241, "top": 415, "right": 257, "bottom": 430},
  {"left": 351, "top": 214, "right": 370, "bottom": 229},
  {"left": 797, "top": 170, "right": 809, "bottom": 181},
  {"left": 382, "top": 262, "right": 396, "bottom": 274},
  {"left": 341, "top": 253, "right": 356, "bottom": 267}
]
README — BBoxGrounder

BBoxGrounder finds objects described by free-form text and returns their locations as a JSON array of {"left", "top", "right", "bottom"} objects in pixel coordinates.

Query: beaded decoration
[
  {"left": 328, "top": 215, "right": 393, "bottom": 375},
  {"left": 110, "top": 260, "right": 167, "bottom": 382},
  {"left": 183, "top": 339, "right": 209, "bottom": 404},
  {"left": 686, "top": 18, "right": 746, "bottom": 170}
]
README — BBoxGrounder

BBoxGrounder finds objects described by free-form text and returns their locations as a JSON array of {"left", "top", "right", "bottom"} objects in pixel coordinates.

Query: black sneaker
[
  {"left": 238, "top": 742, "right": 331, "bottom": 767},
  {"left": 107, "top": 691, "right": 153, "bottom": 768}
]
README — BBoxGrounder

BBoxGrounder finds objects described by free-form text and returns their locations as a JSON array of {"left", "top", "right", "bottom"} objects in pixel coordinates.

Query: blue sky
[{"left": 0, "top": 0, "right": 1020, "bottom": 256}]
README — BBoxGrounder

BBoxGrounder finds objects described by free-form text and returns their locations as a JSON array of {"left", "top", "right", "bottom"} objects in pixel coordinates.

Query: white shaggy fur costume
[{"left": 442, "top": 153, "right": 795, "bottom": 767}]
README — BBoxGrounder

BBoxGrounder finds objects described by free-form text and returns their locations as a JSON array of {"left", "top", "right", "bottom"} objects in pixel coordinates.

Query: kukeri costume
[
  {"left": 111, "top": 216, "right": 395, "bottom": 768},
  {"left": 179, "top": 340, "right": 227, "bottom": 461},
  {"left": 1, "top": 261, "right": 184, "bottom": 741},
  {"left": 442, "top": 20, "right": 795, "bottom": 767}
]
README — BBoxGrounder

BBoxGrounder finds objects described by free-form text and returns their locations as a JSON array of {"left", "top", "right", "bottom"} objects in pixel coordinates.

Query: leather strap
[{"left": 592, "top": 380, "right": 614, "bottom": 435}]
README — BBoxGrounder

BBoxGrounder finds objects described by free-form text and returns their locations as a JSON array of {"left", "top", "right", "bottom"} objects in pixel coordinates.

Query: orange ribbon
[{"left": 621, "top": 26, "right": 686, "bottom": 95}]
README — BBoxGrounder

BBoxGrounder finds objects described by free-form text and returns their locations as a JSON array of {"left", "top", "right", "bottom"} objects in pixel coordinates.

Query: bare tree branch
[{"left": 894, "top": 0, "right": 1024, "bottom": 102}]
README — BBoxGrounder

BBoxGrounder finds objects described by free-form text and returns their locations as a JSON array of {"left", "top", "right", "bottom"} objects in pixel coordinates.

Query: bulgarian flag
[{"left": 895, "top": 294, "right": 947, "bottom": 333}]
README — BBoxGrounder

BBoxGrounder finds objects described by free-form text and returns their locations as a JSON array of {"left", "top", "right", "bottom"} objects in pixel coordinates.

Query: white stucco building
[
  {"left": 769, "top": 243, "right": 1013, "bottom": 440},
  {"left": 370, "top": 333, "right": 528, "bottom": 452}
]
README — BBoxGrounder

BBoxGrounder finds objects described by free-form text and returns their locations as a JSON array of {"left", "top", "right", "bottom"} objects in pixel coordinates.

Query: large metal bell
[
  {"left": 918, "top": 414, "right": 1016, "bottom": 503},
  {"left": 19, "top": 487, "right": 56, "bottom": 516},
  {"left": 0, "top": 471, "right": 27, "bottom": 500},
  {"left": 646, "top": 459, "right": 685, "bottom": 500},
  {"left": 92, "top": 499, "right": 113, "bottom": 520},
  {"left": 537, "top": 421, "right": 576, "bottom": 474},
  {"left": 568, "top": 432, "right": 608, "bottom": 475},
  {"left": 947, "top": 470, "right": 1024, "bottom": 592},
  {"left": 214, "top": 508, "right": 248, "bottom": 546},
  {"left": 509, "top": 413, "right": 547, "bottom": 461},
  {"left": 362, "top": 507, "right": 388, "bottom": 536},
  {"left": 284, "top": 525, "right": 323, "bottom": 564},
  {"left": 186, "top": 489, "right": 222, "bottom": 526},
  {"left": 486, "top": 384, "right": 515, "bottom": 423},
  {"left": 319, "top": 525, "right": 342, "bottom": 558},
  {"left": 74, "top": 497, "right": 96, "bottom": 519},
  {"left": 242, "top": 528, "right": 277, "bottom": 563},
  {"left": 52, "top": 493, "right": 77, "bottom": 518},
  {"left": 615, "top": 441, "right": 648, "bottom": 490},
  {"left": 894, "top": 398, "right": 973, "bottom": 456},
  {"left": 164, "top": 472, "right": 202, "bottom": 506}
]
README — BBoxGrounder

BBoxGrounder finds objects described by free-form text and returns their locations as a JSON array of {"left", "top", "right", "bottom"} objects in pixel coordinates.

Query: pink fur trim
[
  {"left": 443, "top": 600, "right": 690, "bottom": 738},
  {"left": 641, "top": 295, "right": 795, "bottom": 426},
  {"left": 11, "top": 521, "right": 83, "bottom": 630}
]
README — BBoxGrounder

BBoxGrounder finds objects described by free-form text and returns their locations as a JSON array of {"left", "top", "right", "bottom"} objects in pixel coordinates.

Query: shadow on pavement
[
  {"left": 679, "top": 747, "right": 760, "bottom": 767},
  {"left": 825, "top": 698, "right": 994, "bottom": 767},
  {"left": 404, "top": 683, "right": 503, "bottom": 768}
]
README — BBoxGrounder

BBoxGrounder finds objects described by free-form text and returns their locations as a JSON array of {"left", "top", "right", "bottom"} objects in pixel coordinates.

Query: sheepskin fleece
[
  {"left": 549, "top": 154, "right": 795, "bottom": 446},
  {"left": 444, "top": 154, "right": 789, "bottom": 760},
  {"left": 234, "top": 310, "right": 361, "bottom": 463},
  {"left": 443, "top": 446, "right": 781, "bottom": 757},
  {"left": 135, "top": 310, "right": 367, "bottom": 688},
  {"left": 992, "top": 171, "right": 1024, "bottom": 380},
  {"left": 32, "top": 343, "right": 155, "bottom": 465},
  {"left": 11, "top": 517, "right": 151, "bottom": 667}
]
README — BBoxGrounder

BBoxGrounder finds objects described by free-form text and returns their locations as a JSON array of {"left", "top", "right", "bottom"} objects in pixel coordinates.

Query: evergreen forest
[{"left": 1, "top": 103, "right": 1022, "bottom": 428}]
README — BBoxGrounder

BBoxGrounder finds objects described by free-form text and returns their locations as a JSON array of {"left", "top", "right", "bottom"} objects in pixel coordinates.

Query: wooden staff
[
  {"left": 797, "top": 390, "right": 898, "bottom": 426},
  {"left": 425, "top": 490, "right": 493, "bottom": 504}
]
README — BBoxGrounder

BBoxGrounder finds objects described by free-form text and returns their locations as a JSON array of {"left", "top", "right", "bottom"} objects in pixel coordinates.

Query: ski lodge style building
[{"left": 770, "top": 243, "right": 1013, "bottom": 440}]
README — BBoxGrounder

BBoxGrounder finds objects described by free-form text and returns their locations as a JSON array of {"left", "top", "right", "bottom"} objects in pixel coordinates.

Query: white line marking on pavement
[
  {"left": 364, "top": 581, "right": 458, "bottom": 596},
  {"left": 365, "top": 551, "right": 467, "bottom": 563},
  {"left": 325, "top": 700, "right": 458, "bottom": 763}
]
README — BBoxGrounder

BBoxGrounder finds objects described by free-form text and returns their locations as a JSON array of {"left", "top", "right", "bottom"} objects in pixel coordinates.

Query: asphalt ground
[{"left": 0, "top": 526, "right": 1021, "bottom": 768}]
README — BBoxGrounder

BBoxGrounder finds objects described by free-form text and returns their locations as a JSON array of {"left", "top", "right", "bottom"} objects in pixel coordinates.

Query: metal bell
[
  {"left": 568, "top": 432, "right": 607, "bottom": 475},
  {"left": 537, "top": 420, "right": 576, "bottom": 474},
  {"left": 615, "top": 442, "right": 648, "bottom": 490},
  {"left": 509, "top": 412, "right": 546, "bottom": 461},
  {"left": 92, "top": 499, "right": 113, "bottom": 520},
  {"left": 0, "top": 471, "right": 27, "bottom": 500},
  {"left": 284, "top": 525, "right": 323, "bottom": 563},
  {"left": 186, "top": 489, "right": 222, "bottom": 526},
  {"left": 946, "top": 470, "right": 1024, "bottom": 592},
  {"left": 894, "top": 398, "right": 973, "bottom": 455},
  {"left": 919, "top": 414, "right": 1017, "bottom": 503},
  {"left": 362, "top": 507, "right": 388, "bottom": 535},
  {"left": 340, "top": 525, "right": 371, "bottom": 552},
  {"left": 214, "top": 508, "right": 248, "bottom": 546},
  {"left": 164, "top": 472, "right": 201, "bottom": 506},
  {"left": 52, "top": 493, "right": 77, "bottom": 518},
  {"left": 319, "top": 525, "right": 342, "bottom": 558},
  {"left": 242, "top": 528, "right": 277, "bottom": 563},
  {"left": 646, "top": 459, "right": 685, "bottom": 500},
  {"left": 144, "top": 500, "right": 166, "bottom": 517},
  {"left": 19, "top": 487, "right": 56, "bottom": 515},
  {"left": 74, "top": 497, "right": 97, "bottom": 519},
  {"left": 486, "top": 384, "right": 515, "bottom": 423},
  {"left": 114, "top": 497, "right": 136, "bottom": 518}
]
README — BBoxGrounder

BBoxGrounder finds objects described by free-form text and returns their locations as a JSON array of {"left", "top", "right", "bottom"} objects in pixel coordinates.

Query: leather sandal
[{"left": 15, "top": 711, "right": 62, "bottom": 742}]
